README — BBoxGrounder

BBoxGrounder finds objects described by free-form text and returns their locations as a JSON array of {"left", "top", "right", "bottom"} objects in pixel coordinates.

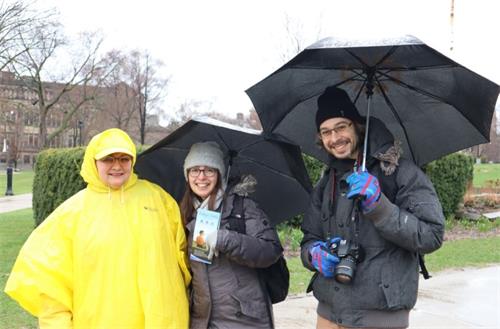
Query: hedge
[
  {"left": 33, "top": 147, "right": 86, "bottom": 226},
  {"left": 32, "top": 147, "right": 472, "bottom": 226},
  {"left": 424, "top": 153, "right": 474, "bottom": 218}
]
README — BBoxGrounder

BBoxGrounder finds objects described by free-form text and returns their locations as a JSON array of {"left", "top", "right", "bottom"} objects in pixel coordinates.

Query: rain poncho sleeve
[
  {"left": 39, "top": 294, "right": 73, "bottom": 328},
  {"left": 150, "top": 183, "right": 191, "bottom": 287},
  {"left": 4, "top": 198, "right": 78, "bottom": 319}
]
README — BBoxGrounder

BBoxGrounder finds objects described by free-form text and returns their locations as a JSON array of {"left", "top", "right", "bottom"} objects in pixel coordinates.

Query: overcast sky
[{"left": 39, "top": 0, "right": 500, "bottom": 123}]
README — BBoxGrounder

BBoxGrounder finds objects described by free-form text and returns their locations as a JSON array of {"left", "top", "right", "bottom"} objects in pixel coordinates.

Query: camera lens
[{"left": 334, "top": 256, "right": 357, "bottom": 284}]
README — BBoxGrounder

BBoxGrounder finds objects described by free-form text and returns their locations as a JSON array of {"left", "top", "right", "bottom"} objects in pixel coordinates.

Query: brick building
[{"left": 0, "top": 71, "right": 168, "bottom": 168}]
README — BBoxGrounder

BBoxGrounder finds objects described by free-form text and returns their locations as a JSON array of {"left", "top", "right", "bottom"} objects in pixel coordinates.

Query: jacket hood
[
  {"left": 366, "top": 117, "right": 402, "bottom": 175},
  {"left": 227, "top": 175, "right": 257, "bottom": 197},
  {"left": 80, "top": 128, "right": 138, "bottom": 192}
]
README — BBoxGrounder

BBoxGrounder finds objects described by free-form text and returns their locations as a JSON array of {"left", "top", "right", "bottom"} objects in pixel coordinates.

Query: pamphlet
[{"left": 190, "top": 209, "right": 221, "bottom": 264}]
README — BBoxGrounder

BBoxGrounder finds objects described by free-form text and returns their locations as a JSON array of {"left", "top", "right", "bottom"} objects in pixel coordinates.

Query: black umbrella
[
  {"left": 135, "top": 117, "right": 313, "bottom": 225},
  {"left": 246, "top": 35, "right": 500, "bottom": 167}
]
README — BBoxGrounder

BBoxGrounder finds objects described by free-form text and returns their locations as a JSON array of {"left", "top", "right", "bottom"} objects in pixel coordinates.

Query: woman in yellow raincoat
[{"left": 5, "top": 128, "right": 191, "bottom": 328}]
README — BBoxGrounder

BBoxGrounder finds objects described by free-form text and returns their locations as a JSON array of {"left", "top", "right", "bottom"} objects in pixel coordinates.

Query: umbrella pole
[
  {"left": 361, "top": 73, "right": 374, "bottom": 172},
  {"left": 361, "top": 96, "right": 371, "bottom": 172}
]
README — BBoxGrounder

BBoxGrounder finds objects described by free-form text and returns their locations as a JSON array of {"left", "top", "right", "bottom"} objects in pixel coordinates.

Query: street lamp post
[
  {"left": 5, "top": 166, "right": 13, "bottom": 196},
  {"left": 3, "top": 110, "right": 15, "bottom": 196},
  {"left": 78, "top": 120, "right": 84, "bottom": 146}
]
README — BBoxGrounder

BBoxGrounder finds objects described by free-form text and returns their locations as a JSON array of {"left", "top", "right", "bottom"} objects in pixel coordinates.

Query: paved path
[
  {"left": 0, "top": 193, "right": 32, "bottom": 214},
  {"left": 274, "top": 265, "right": 500, "bottom": 329},
  {"left": 484, "top": 210, "right": 500, "bottom": 219}
]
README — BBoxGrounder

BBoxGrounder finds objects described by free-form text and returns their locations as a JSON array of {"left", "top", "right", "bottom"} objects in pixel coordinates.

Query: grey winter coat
[
  {"left": 187, "top": 177, "right": 282, "bottom": 329},
  {"left": 300, "top": 119, "right": 445, "bottom": 328}
]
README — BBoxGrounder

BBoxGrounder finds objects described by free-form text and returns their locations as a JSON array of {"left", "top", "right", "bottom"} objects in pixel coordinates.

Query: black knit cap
[{"left": 315, "top": 86, "right": 365, "bottom": 130}]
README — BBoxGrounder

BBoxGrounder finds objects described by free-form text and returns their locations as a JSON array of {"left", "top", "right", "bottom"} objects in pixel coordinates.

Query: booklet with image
[{"left": 190, "top": 209, "right": 221, "bottom": 264}]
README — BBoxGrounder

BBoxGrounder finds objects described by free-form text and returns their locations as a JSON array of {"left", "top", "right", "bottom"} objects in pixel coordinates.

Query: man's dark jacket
[{"left": 300, "top": 119, "right": 445, "bottom": 328}]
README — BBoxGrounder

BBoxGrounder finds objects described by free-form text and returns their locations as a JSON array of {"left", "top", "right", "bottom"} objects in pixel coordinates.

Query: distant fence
[{"left": 465, "top": 187, "right": 500, "bottom": 203}]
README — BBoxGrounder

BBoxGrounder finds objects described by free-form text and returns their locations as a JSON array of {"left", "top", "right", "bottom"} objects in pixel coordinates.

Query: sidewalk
[
  {"left": 273, "top": 265, "right": 500, "bottom": 329},
  {"left": 0, "top": 193, "right": 32, "bottom": 213}
]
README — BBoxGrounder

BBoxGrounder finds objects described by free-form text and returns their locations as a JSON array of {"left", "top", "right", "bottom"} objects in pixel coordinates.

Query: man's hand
[
  {"left": 346, "top": 170, "right": 381, "bottom": 212},
  {"left": 309, "top": 238, "right": 341, "bottom": 278}
]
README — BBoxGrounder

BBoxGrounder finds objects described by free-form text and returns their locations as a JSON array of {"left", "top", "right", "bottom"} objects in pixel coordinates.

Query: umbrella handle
[{"left": 361, "top": 94, "right": 372, "bottom": 172}]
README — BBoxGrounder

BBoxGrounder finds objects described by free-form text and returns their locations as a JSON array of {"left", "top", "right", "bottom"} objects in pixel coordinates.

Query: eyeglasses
[
  {"left": 319, "top": 122, "right": 353, "bottom": 139},
  {"left": 188, "top": 167, "right": 217, "bottom": 177},
  {"left": 99, "top": 156, "right": 132, "bottom": 166}
]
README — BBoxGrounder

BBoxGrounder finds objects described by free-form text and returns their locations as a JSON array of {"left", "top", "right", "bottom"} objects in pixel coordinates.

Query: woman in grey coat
[{"left": 180, "top": 141, "right": 283, "bottom": 329}]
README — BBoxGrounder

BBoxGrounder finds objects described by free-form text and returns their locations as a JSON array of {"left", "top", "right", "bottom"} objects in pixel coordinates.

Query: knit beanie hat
[
  {"left": 315, "top": 86, "right": 365, "bottom": 130},
  {"left": 183, "top": 141, "right": 226, "bottom": 180}
]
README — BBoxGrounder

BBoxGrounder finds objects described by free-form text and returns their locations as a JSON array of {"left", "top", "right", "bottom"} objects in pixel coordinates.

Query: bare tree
[
  {"left": 278, "top": 13, "right": 323, "bottom": 64},
  {"left": 97, "top": 49, "right": 168, "bottom": 144},
  {"left": 128, "top": 50, "right": 168, "bottom": 145},
  {"left": 96, "top": 50, "right": 136, "bottom": 130},
  {"left": 0, "top": 1, "right": 39, "bottom": 71},
  {"left": 7, "top": 14, "right": 106, "bottom": 149}
]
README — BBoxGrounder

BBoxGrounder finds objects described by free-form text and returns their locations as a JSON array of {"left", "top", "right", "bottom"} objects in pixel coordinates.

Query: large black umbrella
[
  {"left": 246, "top": 35, "right": 500, "bottom": 167},
  {"left": 135, "top": 117, "right": 313, "bottom": 225}
]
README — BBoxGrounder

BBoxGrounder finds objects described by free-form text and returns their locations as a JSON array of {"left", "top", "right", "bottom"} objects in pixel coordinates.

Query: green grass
[
  {"left": 473, "top": 163, "right": 500, "bottom": 188},
  {"left": 424, "top": 237, "right": 500, "bottom": 272},
  {"left": 286, "top": 256, "right": 314, "bottom": 294},
  {"left": 446, "top": 217, "right": 500, "bottom": 232},
  {"left": 0, "top": 209, "right": 37, "bottom": 329},
  {"left": 0, "top": 169, "right": 34, "bottom": 195}
]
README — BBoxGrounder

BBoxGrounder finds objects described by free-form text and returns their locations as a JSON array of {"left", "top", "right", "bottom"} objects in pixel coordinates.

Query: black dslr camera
[{"left": 330, "top": 239, "right": 364, "bottom": 284}]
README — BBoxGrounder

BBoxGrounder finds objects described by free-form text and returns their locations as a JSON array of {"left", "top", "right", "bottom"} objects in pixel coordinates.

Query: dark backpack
[{"left": 227, "top": 195, "right": 290, "bottom": 304}]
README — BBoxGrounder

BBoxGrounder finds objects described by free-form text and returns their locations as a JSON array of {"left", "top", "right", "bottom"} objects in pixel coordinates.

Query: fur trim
[
  {"left": 376, "top": 140, "right": 402, "bottom": 176},
  {"left": 231, "top": 175, "right": 257, "bottom": 197}
]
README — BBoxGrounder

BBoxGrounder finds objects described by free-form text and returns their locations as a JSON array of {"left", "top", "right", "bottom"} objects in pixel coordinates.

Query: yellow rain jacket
[{"left": 5, "top": 128, "right": 191, "bottom": 328}]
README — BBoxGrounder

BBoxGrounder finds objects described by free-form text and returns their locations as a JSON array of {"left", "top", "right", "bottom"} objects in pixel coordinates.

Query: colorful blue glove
[
  {"left": 346, "top": 170, "right": 381, "bottom": 212},
  {"left": 309, "top": 238, "right": 341, "bottom": 278}
]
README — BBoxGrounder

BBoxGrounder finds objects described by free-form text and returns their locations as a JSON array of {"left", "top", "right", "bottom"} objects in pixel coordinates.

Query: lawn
[
  {"left": 473, "top": 163, "right": 500, "bottom": 188},
  {"left": 0, "top": 209, "right": 37, "bottom": 329},
  {"left": 0, "top": 169, "right": 34, "bottom": 195}
]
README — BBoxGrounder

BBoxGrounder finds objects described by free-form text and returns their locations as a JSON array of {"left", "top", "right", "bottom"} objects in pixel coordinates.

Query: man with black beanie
[{"left": 300, "top": 86, "right": 445, "bottom": 329}]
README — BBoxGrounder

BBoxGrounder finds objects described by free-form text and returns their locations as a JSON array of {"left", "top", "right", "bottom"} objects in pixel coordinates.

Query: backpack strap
[
  {"left": 418, "top": 253, "right": 431, "bottom": 279},
  {"left": 228, "top": 194, "right": 246, "bottom": 234}
]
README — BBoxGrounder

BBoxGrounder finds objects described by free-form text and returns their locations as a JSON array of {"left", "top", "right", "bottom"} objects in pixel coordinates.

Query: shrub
[
  {"left": 33, "top": 147, "right": 86, "bottom": 226},
  {"left": 303, "top": 154, "right": 325, "bottom": 186},
  {"left": 282, "top": 154, "right": 326, "bottom": 227},
  {"left": 424, "top": 153, "right": 474, "bottom": 218}
]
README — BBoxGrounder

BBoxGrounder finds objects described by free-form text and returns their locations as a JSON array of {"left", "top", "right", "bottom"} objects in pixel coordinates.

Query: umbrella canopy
[
  {"left": 135, "top": 117, "right": 313, "bottom": 225},
  {"left": 246, "top": 35, "right": 500, "bottom": 166}
]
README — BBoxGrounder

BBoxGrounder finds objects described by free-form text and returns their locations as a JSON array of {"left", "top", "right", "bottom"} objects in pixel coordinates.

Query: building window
[{"left": 23, "top": 155, "right": 30, "bottom": 164}]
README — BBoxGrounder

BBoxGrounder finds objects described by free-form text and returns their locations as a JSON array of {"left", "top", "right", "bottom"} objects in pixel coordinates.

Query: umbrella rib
[
  {"left": 377, "top": 70, "right": 455, "bottom": 105},
  {"left": 267, "top": 74, "right": 359, "bottom": 132},
  {"left": 344, "top": 46, "right": 398, "bottom": 68},
  {"left": 160, "top": 146, "right": 189, "bottom": 152},
  {"left": 209, "top": 125, "right": 231, "bottom": 151},
  {"left": 385, "top": 63, "right": 459, "bottom": 72},
  {"left": 235, "top": 154, "right": 303, "bottom": 182},
  {"left": 374, "top": 77, "right": 417, "bottom": 163}
]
